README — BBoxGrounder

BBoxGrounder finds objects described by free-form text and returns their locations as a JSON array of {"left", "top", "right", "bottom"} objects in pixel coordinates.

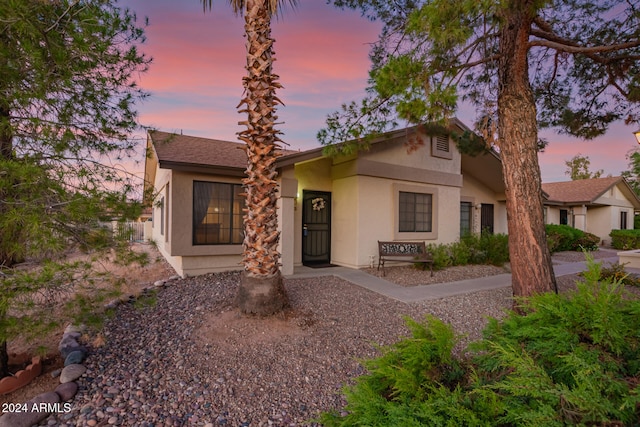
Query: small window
[
  {"left": 159, "top": 196, "right": 164, "bottom": 236},
  {"left": 399, "top": 192, "right": 432, "bottom": 232},
  {"left": 431, "top": 134, "right": 452, "bottom": 159},
  {"left": 460, "top": 202, "right": 472, "bottom": 236},
  {"left": 621, "top": 211, "right": 628, "bottom": 229},
  {"left": 193, "top": 181, "right": 245, "bottom": 245}
]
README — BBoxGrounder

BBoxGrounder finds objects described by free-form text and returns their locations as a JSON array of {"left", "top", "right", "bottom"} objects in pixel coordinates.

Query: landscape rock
[
  {"left": 60, "top": 345, "right": 88, "bottom": 360},
  {"left": 55, "top": 382, "right": 78, "bottom": 401},
  {"left": 64, "top": 350, "right": 86, "bottom": 366},
  {"left": 57, "top": 336, "right": 79, "bottom": 352},
  {"left": 64, "top": 324, "right": 86, "bottom": 335},
  {"left": 0, "top": 391, "right": 60, "bottom": 427},
  {"left": 60, "top": 364, "right": 86, "bottom": 383},
  {"left": 104, "top": 300, "right": 120, "bottom": 309},
  {"left": 62, "top": 331, "right": 81, "bottom": 340}
]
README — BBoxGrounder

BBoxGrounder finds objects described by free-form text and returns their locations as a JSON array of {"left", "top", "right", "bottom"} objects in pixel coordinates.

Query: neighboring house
[
  {"left": 144, "top": 120, "right": 507, "bottom": 277},
  {"left": 542, "top": 176, "right": 640, "bottom": 245}
]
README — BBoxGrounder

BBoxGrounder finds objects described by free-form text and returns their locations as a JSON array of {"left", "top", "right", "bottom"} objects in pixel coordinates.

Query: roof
[
  {"left": 149, "top": 130, "right": 248, "bottom": 170},
  {"left": 148, "top": 130, "right": 299, "bottom": 175},
  {"left": 541, "top": 176, "right": 640, "bottom": 206}
]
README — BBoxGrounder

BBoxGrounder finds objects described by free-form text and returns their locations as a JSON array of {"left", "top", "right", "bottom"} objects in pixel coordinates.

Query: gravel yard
[
  {"left": 34, "top": 247, "right": 630, "bottom": 426},
  {"left": 35, "top": 272, "right": 513, "bottom": 426}
]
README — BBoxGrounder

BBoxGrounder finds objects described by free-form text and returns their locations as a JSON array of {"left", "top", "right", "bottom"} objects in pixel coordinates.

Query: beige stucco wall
[
  {"left": 460, "top": 174, "right": 507, "bottom": 235},
  {"left": 364, "top": 134, "right": 461, "bottom": 174},
  {"left": 150, "top": 168, "right": 244, "bottom": 277}
]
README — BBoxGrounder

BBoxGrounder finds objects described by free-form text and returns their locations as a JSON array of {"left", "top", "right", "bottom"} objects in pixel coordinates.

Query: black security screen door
[
  {"left": 481, "top": 203, "right": 494, "bottom": 234},
  {"left": 302, "top": 190, "right": 331, "bottom": 265}
]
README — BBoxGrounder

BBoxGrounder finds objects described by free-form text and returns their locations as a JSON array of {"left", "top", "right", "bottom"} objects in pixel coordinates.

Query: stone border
[{"left": 0, "top": 275, "right": 180, "bottom": 427}]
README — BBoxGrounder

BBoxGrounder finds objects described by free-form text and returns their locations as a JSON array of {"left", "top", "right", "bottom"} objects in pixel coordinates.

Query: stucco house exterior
[
  {"left": 144, "top": 120, "right": 507, "bottom": 277},
  {"left": 542, "top": 176, "right": 640, "bottom": 245}
]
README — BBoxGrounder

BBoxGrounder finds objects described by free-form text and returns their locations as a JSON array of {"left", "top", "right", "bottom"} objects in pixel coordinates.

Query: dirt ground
[{"left": 0, "top": 242, "right": 176, "bottom": 405}]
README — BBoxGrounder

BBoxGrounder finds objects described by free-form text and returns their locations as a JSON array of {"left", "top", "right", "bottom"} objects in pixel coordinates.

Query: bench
[{"left": 377, "top": 241, "right": 434, "bottom": 277}]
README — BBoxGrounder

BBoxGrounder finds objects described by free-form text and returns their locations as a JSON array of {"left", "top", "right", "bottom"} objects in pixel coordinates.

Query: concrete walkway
[{"left": 285, "top": 256, "right": 621, "bottom": 303}]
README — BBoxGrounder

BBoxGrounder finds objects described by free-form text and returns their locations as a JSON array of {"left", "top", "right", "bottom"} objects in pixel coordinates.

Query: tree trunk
[
  {"left": 0, "top": 102, "right": 19, "bottom": 268},
  {"left": 235, "top": 0, "right": 289, "bottom": 315},
  {"left": 0, "top": 340, "right": 8, "bottom": 379},
  {"left": 497, "top": 2, "right": 557, "bottom": 300}
]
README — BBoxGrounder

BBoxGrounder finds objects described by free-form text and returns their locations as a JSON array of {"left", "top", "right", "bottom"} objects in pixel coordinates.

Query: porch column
[
  {"left": 573, "top": 205, "right": 587, "bottom": 231},
  {"left": 278, "top": 177, "right": 298, "bottom": 275}
]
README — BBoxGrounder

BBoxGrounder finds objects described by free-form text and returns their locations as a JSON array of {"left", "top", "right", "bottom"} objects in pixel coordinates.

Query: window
[
  {"left": 158, "top": 196, "right": 164, "bottom": 236},
  {"left": 621, "top": 211, "right": 628, "bottom": 229},
  {"left": 460, "top": 202, "right": 472, "bottom": 236},
  {"left": 193, "top": 181, "right": 244, "bottom": 245},
  {"left": 399, "top": 191, "right": 432, "bottom": 232}
]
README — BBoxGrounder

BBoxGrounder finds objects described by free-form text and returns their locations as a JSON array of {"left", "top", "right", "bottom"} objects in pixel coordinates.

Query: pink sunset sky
[{"left": 122, "top": 0, "right": 640, "bottom": 183}]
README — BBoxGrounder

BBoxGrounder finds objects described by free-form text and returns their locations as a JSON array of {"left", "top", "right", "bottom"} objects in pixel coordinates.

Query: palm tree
[{"left": 202, "top": 0, "right": 296, "bottom": 315}]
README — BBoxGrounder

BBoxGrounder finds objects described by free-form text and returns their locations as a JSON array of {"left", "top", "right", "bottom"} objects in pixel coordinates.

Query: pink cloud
[{"left": 123, "top": 0, "right": 638, "bottom": 184}]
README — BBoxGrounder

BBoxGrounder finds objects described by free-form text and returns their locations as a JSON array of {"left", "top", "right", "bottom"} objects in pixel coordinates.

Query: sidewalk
[{"left": 286, "top": 256, "right": 621, "bottom": 303}]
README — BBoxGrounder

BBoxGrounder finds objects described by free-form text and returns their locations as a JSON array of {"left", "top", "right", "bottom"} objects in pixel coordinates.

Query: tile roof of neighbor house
[
  {"left": 541, "top": 176, "right": 626, "bottom": 204},
  {"left": 149, "top": 130, "right": 299, "bottom": 170}
]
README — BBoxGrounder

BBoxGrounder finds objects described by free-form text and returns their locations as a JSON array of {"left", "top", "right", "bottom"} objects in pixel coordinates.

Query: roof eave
[{"left": 158, "top": 160, "right": 246, "bottom": 177}]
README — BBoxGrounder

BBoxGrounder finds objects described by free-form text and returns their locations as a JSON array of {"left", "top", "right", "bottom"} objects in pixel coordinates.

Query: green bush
[
  {"left": 319, "top": 256, "right": 640, "bottom": 426},
  {"left": 545, "top": 224, "right": 599, "bottom": 252},
  {"left": 426, "top": 243, "right": 452, "bottom": 270},
  {"left": 424, "top": 233, "right": 509, "bottom": 270},
  {"left": 598, "top": 262, "right": 640, "bottom": 287},
  {"left": 610, "top": 229, "right": 640, "bottom": 250}
]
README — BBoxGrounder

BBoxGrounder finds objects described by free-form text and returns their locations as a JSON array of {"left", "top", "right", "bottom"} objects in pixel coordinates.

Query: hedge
[
  {"left": 610, "top": 229, "right": 640, "bottom": 250},
  {"left": 545, "top": 224, "right": 600, "bottom": 253}
]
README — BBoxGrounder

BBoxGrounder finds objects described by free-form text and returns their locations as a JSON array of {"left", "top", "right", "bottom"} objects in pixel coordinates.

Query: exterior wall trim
[{"left": 333, "top": 158, "right": 463, "bottom": 187}]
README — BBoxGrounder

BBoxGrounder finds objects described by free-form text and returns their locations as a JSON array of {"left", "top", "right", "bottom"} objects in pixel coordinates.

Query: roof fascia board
[{"left": 158, "top": 160, "right": 245, "bottom": 177}]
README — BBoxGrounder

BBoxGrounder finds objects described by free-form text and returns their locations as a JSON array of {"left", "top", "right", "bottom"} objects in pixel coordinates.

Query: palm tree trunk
[
  {"left": 235, "top": 0, "right": 288, "bottom": 315},
  {"left": 497, "top": 1, "right": 557, "bottom": 302}
]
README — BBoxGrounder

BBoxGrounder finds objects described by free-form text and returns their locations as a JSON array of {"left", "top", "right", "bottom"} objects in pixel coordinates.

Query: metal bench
[{"left": 377, "top": 241, "right": 434, "bottom": 277}]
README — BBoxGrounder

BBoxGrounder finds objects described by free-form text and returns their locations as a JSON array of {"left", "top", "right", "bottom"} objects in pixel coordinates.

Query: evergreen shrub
[
  {"left": 610, "top": 229, "right": 640, "bottom": 250},
  {"left": 546, "top": 224, "right": 599, "bottom": 252},
  {"left": 319, "top": 255, "right": 640, "bottom": 426},
  {"left": 425, "top": 232, "right": 509, "bottom": 270}
]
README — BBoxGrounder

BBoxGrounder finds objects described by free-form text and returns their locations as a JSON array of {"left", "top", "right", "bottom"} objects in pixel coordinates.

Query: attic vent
[
  {"left": 431, "top": 134, "right": 452, "bottom": 159},
  {"left": 435, "top": 135, "right": 449, "bottom": 152}
]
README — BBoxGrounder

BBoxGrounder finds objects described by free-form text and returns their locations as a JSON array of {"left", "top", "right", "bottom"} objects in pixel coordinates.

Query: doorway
[{"left": 302, "top": 190, "right": 331, "bottom": 266}]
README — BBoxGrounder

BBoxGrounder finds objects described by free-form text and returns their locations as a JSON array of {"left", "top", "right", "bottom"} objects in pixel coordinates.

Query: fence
[{"left": 102, "top": 221, "right": 147, "bottom": 242}]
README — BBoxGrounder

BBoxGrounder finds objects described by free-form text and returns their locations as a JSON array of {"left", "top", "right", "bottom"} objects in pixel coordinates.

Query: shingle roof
[
  {"left": 541, "top": 176, "right": 624, "bottom": 204},
  {"left": 149, "top": 130, "right": 248, "bottom": 169},
  {"left": 149, "top": 130, "right": 301, "bottom": 170}
]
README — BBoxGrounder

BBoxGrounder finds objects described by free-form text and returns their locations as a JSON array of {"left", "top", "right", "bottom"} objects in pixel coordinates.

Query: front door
[{"left": 302, "top": 190, "right": 331, "bottom": 265}]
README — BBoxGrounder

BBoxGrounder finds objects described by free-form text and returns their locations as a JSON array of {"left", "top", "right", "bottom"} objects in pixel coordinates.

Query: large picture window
[
  {"left": 193, "top": 181, "right": 244, "bottom": 245},
  {"left": 399, "top": 191, "right": 432, "bottom": 232}
]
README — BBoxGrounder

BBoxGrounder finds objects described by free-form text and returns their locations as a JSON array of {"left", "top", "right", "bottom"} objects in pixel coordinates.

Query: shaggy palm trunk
[
  {"left": 235, "top": 0, "right": 289, "bottom": 315},
  {"left": 497, "top": 2, "right": 557, "bottom": 301}
]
